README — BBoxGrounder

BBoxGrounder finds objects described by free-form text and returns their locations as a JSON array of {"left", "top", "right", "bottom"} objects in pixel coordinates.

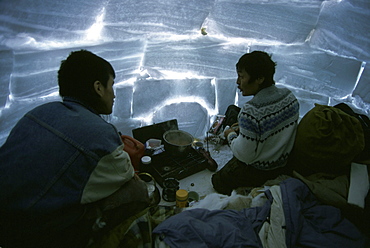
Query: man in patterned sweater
[{"left": 212, "top": 51, "right": 300, "bottom": 195}]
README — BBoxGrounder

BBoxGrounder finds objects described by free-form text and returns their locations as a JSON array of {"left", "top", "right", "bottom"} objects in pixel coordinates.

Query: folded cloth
[{"left": 348, "top": 163, "right": 369, "bottom": 208}]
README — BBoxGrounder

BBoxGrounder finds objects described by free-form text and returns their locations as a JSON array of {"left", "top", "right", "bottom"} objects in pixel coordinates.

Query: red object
[{"left": 121, "top": 135, "right": 145, "bottom": 173}]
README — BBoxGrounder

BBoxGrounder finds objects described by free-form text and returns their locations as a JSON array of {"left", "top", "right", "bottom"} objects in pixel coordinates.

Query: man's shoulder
[
  {"left": 27, "top": 101, "right": 120, "bottom": 148},
  {"left": 250, "top": 86, "right": 296, "bottom": 105},
  {"left": 27, "top": 100, "right": 111, "bottom": 131},
  {"left": 29, "top": 100, "right": 95, "bottom": 118},
  {"left": 242, "top": 86, "right": 297, "bottom": 117},
  {"left": 277, "top": 86, "right": 297, "bottom": 100},
  {"left": 263, "top": 85, "right": 295, "bottom": 100},
  {"left": 28, "top": 101, "right": 64, "bottom": 113}
]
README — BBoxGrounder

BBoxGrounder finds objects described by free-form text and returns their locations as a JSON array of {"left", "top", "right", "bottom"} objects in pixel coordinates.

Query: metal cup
[{"left": 162, "top": 178, "right": 180, "bottom": 202}]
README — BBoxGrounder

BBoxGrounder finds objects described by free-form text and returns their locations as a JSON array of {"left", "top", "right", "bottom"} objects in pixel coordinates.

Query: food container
[
  {"left": 145, "top": 139, "right": 162, "bottom": 149},
  {"left": 163, "top": 130, "right": 194, "bottom": 156},
  {"left": 176, "top": 189, "right": 189, "bottom": 208},
  {"left": 188, "top": 191, "right": 200, "bottom": 202},
  {"left": 141, "top": 156, "right": 152, "bottom": 165}
]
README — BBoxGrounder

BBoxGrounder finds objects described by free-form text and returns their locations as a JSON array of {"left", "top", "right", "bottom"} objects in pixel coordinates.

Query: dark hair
[
  {"left": 236, "top": 51, "right": 276, "bottom": 88},
  {"left": 58, "top": 50, "right": 115, "bottom": 104}
]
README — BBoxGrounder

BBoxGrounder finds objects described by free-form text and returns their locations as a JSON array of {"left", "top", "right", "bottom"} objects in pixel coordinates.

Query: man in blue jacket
[{"left": 0, "top": 50, "right": 149, "bottom": 247}]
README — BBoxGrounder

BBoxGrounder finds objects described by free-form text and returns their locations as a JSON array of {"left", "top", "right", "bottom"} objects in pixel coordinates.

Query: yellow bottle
[{"left": 176, "top": 189, "right": 189, "bottom": 208}]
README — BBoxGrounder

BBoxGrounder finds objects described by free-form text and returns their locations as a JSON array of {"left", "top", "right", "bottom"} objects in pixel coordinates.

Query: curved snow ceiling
[{"left": 0, "top": 0, "right": 369, "bottom": 145}]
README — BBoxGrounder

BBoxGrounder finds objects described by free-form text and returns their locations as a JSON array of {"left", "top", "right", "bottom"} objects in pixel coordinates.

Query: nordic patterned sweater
[{"left": 227, "top": 85, "right": 299, "bottom": 170}]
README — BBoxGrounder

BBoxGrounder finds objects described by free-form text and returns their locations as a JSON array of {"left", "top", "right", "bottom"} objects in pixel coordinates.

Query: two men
[
  {"left": 0, "top": 49, "right": 299, "bottom": 247},
  {"left": 0, "top": 50, "right": 148, "bottom": 247},
  {"left": 212, "top": 51, "right": 300, "bottom": 195}
]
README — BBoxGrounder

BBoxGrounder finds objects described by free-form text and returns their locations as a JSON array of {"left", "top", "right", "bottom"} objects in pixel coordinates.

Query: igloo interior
[
  {"left": 0, "top": 0, "right": 369, "bottom": 146},
  {"left": 1, "top": 0, "right": 370, "bottom": 246}
]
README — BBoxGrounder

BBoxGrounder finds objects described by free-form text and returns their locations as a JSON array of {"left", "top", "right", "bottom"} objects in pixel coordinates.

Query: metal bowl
[{"left": 163, "top": 130, "right": 194, "bottom": 156}]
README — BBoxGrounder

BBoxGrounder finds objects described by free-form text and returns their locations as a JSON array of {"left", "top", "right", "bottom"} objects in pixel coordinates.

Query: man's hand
[
  {"left": 223, "top": 128, "right": 235, "bottom": 138},
  {"left": 230, "top": 123, "right": 239, "bottom": 133}
]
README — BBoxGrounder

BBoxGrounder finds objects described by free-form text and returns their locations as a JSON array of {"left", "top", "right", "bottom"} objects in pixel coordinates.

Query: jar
[
  {"left": 138, "top": 172, "right": 156, "bottom": 199},
  {"left": 139, "top": 155, "right": 151, "bottom": 172},
  {"left": 141, "top": 156, "right": 151, "bottom": 165},
  {"left": 176, "top": 189, "right": 189, "bottom": 208},
  {"left": 162, "top": 178, "right": 179, "bottom": 202}
]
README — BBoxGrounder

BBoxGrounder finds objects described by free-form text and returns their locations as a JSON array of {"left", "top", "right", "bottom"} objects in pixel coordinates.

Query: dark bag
[
  {"left": 288, "top": 104, "right": 365, "bottom": 176},
  {"left": 334, "top": 103, "right": 370, "bottom": 161},
  {"left": 208, "top": 105, "right": 241, "bottom": 135},
  {"left": 221, "top": 105, "right": 241, "bottom": 130}
]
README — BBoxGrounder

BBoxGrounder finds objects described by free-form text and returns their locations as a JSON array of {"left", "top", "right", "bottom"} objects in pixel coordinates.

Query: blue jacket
[{"left": 0, "top": 97, "right": 133, "bottom": 215}]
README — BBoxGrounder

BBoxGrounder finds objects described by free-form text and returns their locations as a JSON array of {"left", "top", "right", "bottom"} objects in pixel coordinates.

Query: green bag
[{"left": 289, "top": 104, "right": 365, "bottom": 176}]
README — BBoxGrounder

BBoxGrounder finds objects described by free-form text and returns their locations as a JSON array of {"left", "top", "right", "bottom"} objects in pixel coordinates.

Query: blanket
[
  {"left": 153, "top": 178, "right": 366, "bottom": 248},
  {"left": 281, "top": 179, "right": 365, "bottom": 248}
]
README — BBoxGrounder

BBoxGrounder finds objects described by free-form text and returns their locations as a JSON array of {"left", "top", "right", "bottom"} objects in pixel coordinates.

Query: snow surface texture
[{"left": 0, "top": 0, "right": 369, "bottom": 146}]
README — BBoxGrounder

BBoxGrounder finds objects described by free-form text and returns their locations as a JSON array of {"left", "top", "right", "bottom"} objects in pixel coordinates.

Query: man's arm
[
  {"left": 226, "top": 112, "right": 260, "bottom": 164},
  {"left": 81, "top": 144, "right": 135, "bottom": 204}
]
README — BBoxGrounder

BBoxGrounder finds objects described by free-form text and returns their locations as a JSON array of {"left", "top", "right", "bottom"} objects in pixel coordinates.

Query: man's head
[
  {"left": 235, "top": 51, "right": 276, "bottom": 96},
  {"left": 58, "top": 50, "right": 116, "bottom": 114}
]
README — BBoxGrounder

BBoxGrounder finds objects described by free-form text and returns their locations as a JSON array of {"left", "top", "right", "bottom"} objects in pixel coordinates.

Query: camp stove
[
  {"left": 139, "top": 147, "right": 208, "bottom": 188},
  {"left": 132, "top": 119, "right": 210, "bottom": 187}
]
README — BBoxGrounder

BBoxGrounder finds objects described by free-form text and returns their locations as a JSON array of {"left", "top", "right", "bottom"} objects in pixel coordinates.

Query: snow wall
[{"left": 0, "top": 0, "right": 369, "bottom": 146}]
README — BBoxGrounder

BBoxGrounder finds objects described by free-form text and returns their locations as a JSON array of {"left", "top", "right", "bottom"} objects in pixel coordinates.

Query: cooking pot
[{"left": 163, "top": 130, "right": 194, "bottom": 156}]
